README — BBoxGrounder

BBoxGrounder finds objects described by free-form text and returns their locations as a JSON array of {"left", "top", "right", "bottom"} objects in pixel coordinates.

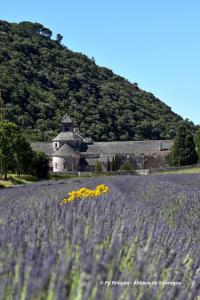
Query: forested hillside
[{"left": 0, "top": 20, "right": 192, "bottom": 141}]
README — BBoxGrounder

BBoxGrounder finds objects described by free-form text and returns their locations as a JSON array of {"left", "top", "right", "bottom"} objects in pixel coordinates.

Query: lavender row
[{"left": 0, "top": 174, "right": 200, "bottom": 299}]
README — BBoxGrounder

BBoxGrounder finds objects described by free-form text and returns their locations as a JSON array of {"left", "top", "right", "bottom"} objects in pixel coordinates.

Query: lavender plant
[{"left": 0, "top": 174, "right": 200, "bottom": 299}]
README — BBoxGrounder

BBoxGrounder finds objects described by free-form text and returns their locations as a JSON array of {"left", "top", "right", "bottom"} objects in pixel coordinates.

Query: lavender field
[{"left": 0, "top": 174, "right": 200, "bottom": 300}]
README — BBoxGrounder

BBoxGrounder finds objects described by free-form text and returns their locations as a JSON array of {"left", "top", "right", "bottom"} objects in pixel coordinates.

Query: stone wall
[
  {"left": 143, "top": 150, "right": 170, "bottom": 169},
  {"left": 53, "top": 157, "right": 65, "bottom": 172},
  {"left": 53, "top": 156, "right": 80, "bottom": 172}
]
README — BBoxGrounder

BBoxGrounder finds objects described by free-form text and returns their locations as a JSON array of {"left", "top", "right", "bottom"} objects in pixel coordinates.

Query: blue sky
[{"left": 1, "top": 0, "right": 200, "bottom": 124}]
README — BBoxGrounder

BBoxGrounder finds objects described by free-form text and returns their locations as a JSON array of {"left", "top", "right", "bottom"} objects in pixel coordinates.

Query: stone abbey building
[{"left": 31, "top": 113, "right": 173, "bottom": 172}]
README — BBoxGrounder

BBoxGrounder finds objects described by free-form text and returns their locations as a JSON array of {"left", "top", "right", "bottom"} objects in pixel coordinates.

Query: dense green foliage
[
  {"left": 0, "top": 121, "right": 49, "bottom": 179},
  {"left": 194, "top": 129, "right": 200, "bottom": 162},
  {"left": 0, "top": 20, "right": 192, "bottom": 142},
  {"left": 169, "top": 124, "right": 198, "bottom": 166},
  {"left": 31, "top": 150, "right": 49, "bottom": 178},
  {"left": 0, "top": 122, "right": 33, "bottom": 179}
]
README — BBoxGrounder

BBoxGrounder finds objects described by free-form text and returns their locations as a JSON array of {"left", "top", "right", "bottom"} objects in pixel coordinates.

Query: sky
[{"left": 1, "top": 0, "right": 200, "bottom": 124}]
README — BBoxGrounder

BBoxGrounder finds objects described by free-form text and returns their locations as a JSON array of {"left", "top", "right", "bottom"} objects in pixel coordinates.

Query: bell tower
[{"left": 61, "top": 113, "right": 74, "bottom": 132}]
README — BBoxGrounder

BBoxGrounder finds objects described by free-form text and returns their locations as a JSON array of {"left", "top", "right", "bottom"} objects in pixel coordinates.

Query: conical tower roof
[{"left": 61, "top": 113, "right": 73, "bottom": 124}]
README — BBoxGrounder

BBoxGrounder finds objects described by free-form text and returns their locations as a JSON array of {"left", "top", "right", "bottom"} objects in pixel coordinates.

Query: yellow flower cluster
[{"left": 60, "top": 184, "right": 109, "bottom": 205}]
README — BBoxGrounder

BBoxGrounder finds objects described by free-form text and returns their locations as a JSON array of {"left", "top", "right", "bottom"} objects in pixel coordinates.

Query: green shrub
[
  {"left": 94, "top": 160, "right": 102, "bottom": 173},
  {"left": 120, "top": 160, "right": 133, "bottom": 171},
  {"left": 31, "top": 150, "right": 49, "bottom": 179}
]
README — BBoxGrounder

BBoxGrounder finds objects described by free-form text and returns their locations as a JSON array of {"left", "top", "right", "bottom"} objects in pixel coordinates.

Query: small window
[{"left": 55, "top": 163, "right": 57, "bottom": 170}]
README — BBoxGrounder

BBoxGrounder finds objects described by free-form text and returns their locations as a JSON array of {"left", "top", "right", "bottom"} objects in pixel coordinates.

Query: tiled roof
[
  {"left": 53, "top": 131, "right": 75, "bottom": 141},
  {"left": 31, "top": 142, "right": 52, "bottom": 156},
  {"left": 86, "top": 140, "right": 173, "bottom": 155},
  {"left": 52, "top": 144, "right": 80, "bottom": 157},
  {"left": 53, "top": 131, "right": 84, "bottom": 142},
  {"left": 31, "top": 140, "right": 173, "bottom": 159}
]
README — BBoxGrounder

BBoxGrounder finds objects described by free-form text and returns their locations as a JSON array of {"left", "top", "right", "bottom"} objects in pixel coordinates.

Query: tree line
[{"left": 1, "top": 120, "right": 200, "bottom": 181}]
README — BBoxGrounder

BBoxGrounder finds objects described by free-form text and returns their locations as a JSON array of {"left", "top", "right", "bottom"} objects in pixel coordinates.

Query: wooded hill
[{"left": 0, "top": 20, "right": 194, "bottom": 142}]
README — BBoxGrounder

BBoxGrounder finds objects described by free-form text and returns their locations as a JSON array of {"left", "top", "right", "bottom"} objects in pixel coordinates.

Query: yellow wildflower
[{"left": 60, "top": 184, "right": 109, "bottom": 205}]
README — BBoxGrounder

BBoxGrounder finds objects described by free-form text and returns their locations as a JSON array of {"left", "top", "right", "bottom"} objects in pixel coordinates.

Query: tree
[
  {"left": 0, "top": 121, "right": 35, "bottom": 179},
  {"left": 195, "top": 129, "right": 200, "bottom": 162},
  {"left": 41, "top": 27, "right": 52, "bottom": 39},
  {"left": 120, "top": 160, "right": 133, "bottom": 171},
  {"left": 14, "top": 135, "right": 33, "bottom": 176},
  {"left": 17, "top": 22, "right": 43, "bottom": 37},
  {"left": 56, "top": 34, "right": 63, "bottom": 44},
  {"left": 115, "top": 155, "right": 120, "bottom": 170},
  {"left": 0, "top": 122, "right": 19, "bottom": 180},
  {"left": 106, "top": 157, "right": 111, "bottom": 171},
  {"left": 169, "top": 124, "right": 198, "bottom": 166},
  {"left": 111, "top": 156, "right": 117, "bottom": 171},
  {"left": 31, "top": 150, "right": 49, "bottom": 179},
  {"left": 94, "top": 160, "right": 102, "bottom": 173}
]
